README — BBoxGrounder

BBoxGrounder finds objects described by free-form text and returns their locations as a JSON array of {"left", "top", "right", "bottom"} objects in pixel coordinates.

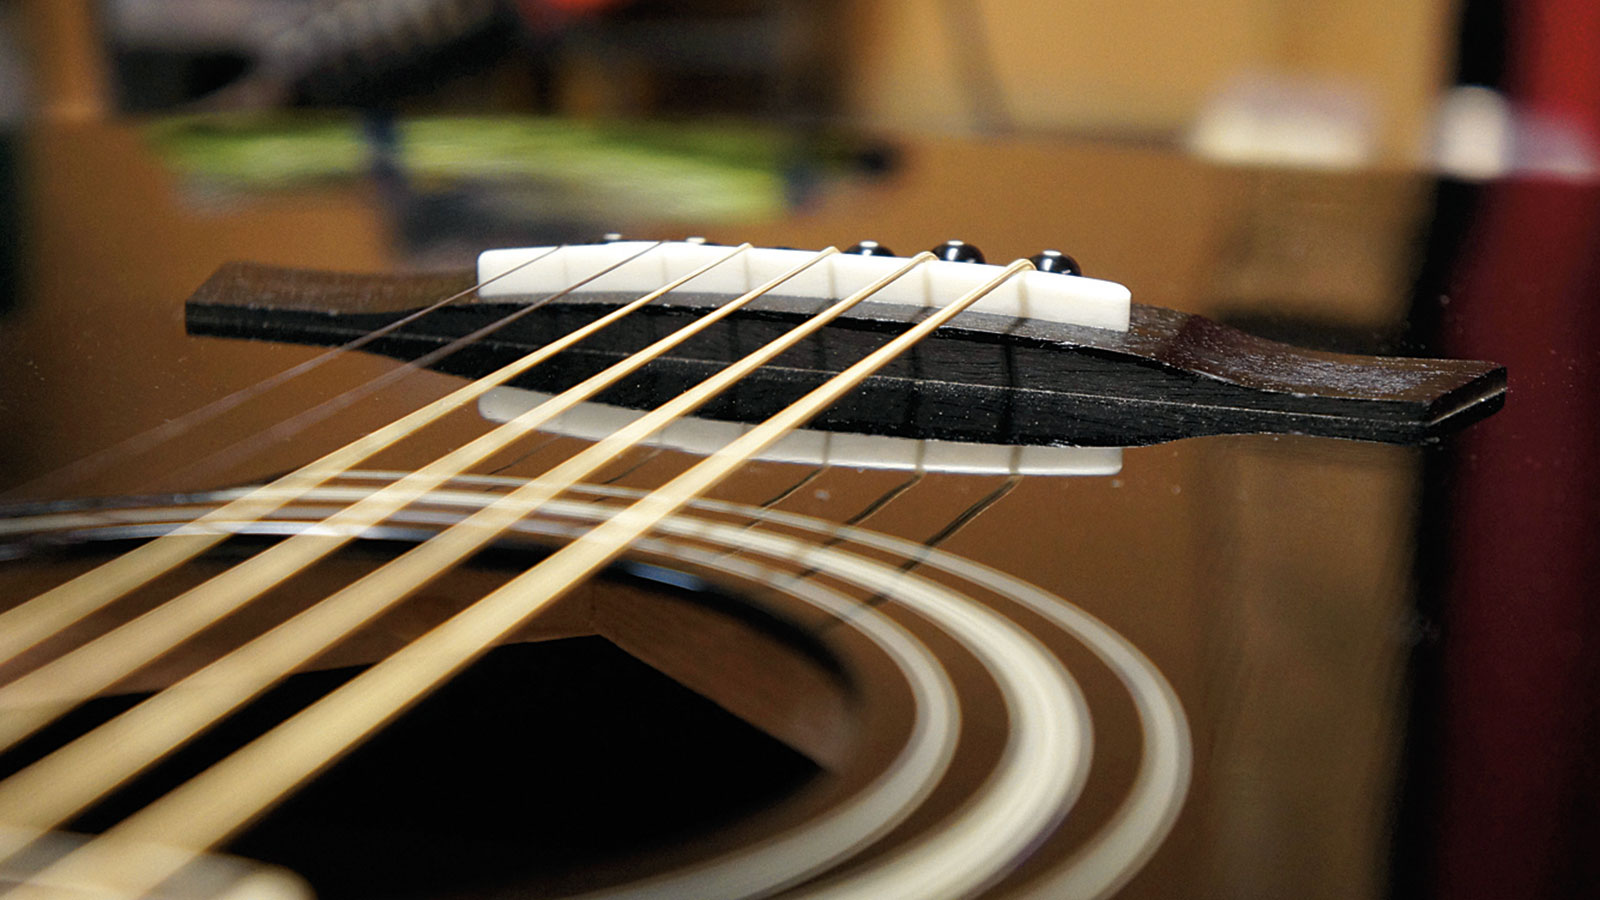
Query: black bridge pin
[
  {"left": 846, "top": 240, "right": 897, "bottom": 257},
  {"left": 1028, "top": 250, "right": 1083, "bottom": 276},
  {"left": 931, "top": 240, "right": 985, "bottom": 264}
]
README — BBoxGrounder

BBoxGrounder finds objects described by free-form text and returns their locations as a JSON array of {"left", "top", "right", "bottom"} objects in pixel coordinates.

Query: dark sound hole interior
[{"left": 1, "top": 637, "right": 821, "bottom": 900}]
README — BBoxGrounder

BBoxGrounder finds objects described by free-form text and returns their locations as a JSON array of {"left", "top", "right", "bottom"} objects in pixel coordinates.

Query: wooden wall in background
[{"left": 839, "top": 0, "right": 1458, "bottom": 163}]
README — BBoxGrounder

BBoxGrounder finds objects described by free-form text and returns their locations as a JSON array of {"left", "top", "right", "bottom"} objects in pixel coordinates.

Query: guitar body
[{"left": 0, "top": 123, "right": 1492, "bottom": 899}]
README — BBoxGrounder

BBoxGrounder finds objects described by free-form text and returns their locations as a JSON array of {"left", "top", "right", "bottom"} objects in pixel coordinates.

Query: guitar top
[{"left": 1, "top": 123, "right": 1579, "bottom": 900}]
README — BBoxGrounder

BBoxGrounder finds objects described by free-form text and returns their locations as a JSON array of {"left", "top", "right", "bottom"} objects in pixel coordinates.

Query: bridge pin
[
  {"left": 932, "top": 240, "right": 985, "bottom": 264},
  {"left": 846, "top": 240, "right": 897, "bottom": 257},
  {"left": 1028, "top": 250, "right": 1083, "bottom": 276}
]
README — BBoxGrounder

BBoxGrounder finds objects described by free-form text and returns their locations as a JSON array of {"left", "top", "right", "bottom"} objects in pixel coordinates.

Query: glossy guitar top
[{"left": 0, "top": 121, "right": 1529, "bottom": 900}]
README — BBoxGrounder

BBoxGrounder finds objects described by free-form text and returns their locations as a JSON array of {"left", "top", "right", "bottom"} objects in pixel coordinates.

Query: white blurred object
[
  {"left": 1429, "top": 85, "right": 1599, "bottom": 181},
  {"left": 1431, "top": 86, "right": 1513, "bottom": 180},
  {"left": 1187, "top": 73, "right": 1377, "bottom": 170}
]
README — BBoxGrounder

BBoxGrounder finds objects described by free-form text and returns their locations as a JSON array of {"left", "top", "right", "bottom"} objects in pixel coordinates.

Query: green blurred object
[{"left": 143, "top": 114, "right": 788, "bottom": 222}]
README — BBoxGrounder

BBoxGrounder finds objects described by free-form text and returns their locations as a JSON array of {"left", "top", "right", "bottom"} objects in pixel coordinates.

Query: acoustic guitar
[{"left": 0, "top": 235, "right": 1503, "bottom": 900}]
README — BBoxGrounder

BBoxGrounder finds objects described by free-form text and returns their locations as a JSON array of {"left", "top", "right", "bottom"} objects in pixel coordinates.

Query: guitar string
[
  {"left": 0, "top": 250, "right": 948, "bottom": 865},
  {"left": 0, "top": 243, "right": 826, "bottom": 754},
  {"left": 0, "top": 241, "right": 732, "bottom": 673},
  {"left": 6, "top": 258, "right": 1034, "bottom": 900},
  {"left": 0, "top": 246, "right": 566, "bottom": 502}
]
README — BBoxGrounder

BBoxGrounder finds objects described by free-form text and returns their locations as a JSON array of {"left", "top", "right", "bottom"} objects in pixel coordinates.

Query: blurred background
[{"left": 0, "top": 2, "right": 1597, "bottom": 900}]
